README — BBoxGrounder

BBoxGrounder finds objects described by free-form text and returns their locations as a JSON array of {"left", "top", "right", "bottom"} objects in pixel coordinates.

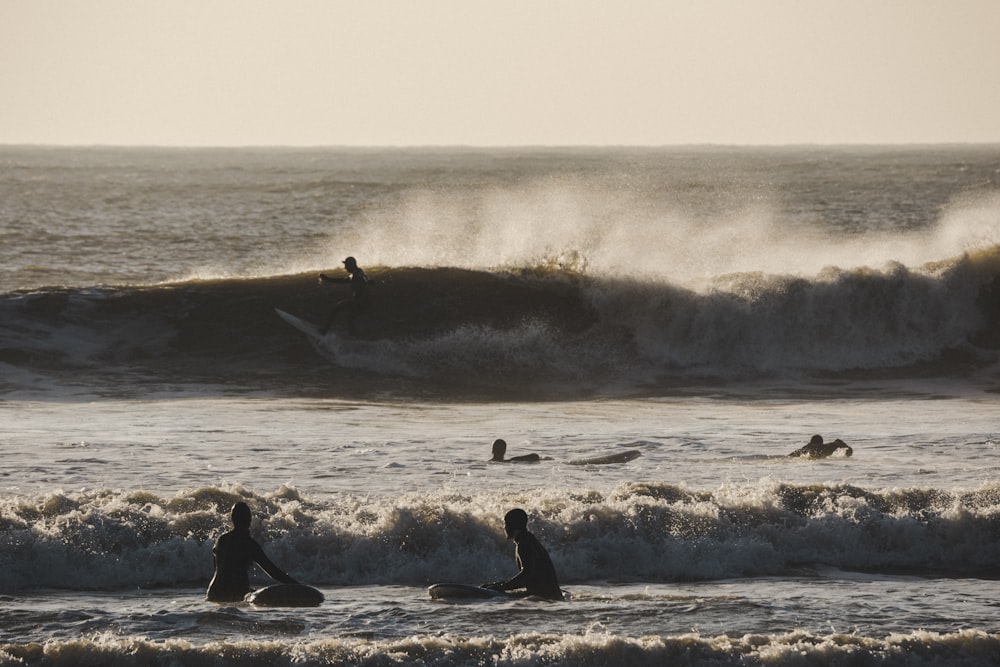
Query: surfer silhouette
[
  {"left": 318, "top": 256, "right": 370, "bottom": 336},
  {"left": 490, "top": 438, "right": 540, "bottom": 463},
  {"left": 788, "top": 434, "right": 853, "bottom": 459},
  {"left": 482, "top": 508, "right": 563, "bottom": 601},
  {"left": 206, "top": 502, "right": 298, "bottom": 602}
]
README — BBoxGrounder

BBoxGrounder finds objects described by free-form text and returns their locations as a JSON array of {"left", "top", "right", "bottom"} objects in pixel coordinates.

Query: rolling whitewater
[{"left": 2, "top": 145, "right": 1000, "bottom": 665}]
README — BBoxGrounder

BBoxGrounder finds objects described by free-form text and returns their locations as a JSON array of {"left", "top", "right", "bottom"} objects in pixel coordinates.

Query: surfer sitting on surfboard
[
  {"left": 788, "top": 434, "right": 853, "bottom": 459},
  {"left": 206, "top": 502, "right": 299, "bottom": 602},
  {"left": 318, "top": 256, "right": 370, "bottom": 336},
  {"left": 482, "top": 508, "right": 563, "bottom": 601},
  {"left": 490, "top": 438, "right": 540, "bottom": 463}
]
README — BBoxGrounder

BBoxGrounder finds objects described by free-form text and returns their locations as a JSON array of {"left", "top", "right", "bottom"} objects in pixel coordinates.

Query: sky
[{"left": 2, "top": 0, "right": 999, "bottom": 147}]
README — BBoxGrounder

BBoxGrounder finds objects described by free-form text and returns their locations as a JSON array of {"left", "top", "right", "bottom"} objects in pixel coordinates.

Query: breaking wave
[{"left": 2, "top": 245, "right": 999, "bottom": 399}]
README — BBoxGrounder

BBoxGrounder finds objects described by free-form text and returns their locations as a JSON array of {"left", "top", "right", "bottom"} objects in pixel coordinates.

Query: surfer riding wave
[{"left": 318, "top": 256, "right": 371, "bottom": 336}]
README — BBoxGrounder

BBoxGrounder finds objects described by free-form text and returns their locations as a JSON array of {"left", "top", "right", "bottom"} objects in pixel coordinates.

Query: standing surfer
[{"left": 318, "top": 256, "right": 370, "bottom": 336}]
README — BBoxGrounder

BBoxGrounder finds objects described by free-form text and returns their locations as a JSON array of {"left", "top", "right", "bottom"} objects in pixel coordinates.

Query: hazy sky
[{"left": 3, "top": 0, "right": 998, "bottom": 146}]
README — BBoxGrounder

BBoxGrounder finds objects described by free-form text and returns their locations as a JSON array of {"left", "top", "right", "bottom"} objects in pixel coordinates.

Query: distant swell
[{"left": 1, "top": 248, "right": 999, "bottom": 399}]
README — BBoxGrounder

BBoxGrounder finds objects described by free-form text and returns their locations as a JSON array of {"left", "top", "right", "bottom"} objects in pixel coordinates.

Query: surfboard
[
  {"left": 244, "top": 583, "right": 325, "bottom": 607},
  {"left": 567, "top": 449, "right": 642, "bottom": 465},
  {"left": 427, "top": 583, "right": 514, "bottom": 600},
  {"left": 274, "top": 308, "right": 325, "bottom": 340}
]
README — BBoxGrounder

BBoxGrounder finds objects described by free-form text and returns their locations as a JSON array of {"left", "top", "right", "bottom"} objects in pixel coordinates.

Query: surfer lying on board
[
  {"left": 788, "top": 435, "right": 853, "bottom": 459},
  {"left": 482, "top": 508, "right": 563, "bottom": 601},
  {"left": 318, "top": 256, "right": 370, "bottom": 336},
  {"left": 206, "top": 502, "right": 298, "bottom": 602},
  {"left": 490, "top": 438, "right": 540, "bottom": 463}
]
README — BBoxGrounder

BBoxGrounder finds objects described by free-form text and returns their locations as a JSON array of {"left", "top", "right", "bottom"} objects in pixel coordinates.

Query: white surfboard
[
  {"left": 275, "top": 308, "right": 325, "bottom": 340},
  {"left": 244, "top": 583, "right": 324, "bottom": 607}
]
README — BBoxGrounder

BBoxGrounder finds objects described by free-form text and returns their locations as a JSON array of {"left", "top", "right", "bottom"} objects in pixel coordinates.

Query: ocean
[{"left": 1, "top": 145, "right": 1000, "bottom": 665}]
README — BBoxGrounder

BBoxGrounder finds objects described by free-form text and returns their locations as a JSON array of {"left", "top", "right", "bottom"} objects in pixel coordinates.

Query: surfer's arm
[
  {"left": 830, "top": 439, "right": 853, "bottom": 457},
  {"left": 482, "top": 567, "right": 527, "bottom": 591},
  {"left": 251, "top": 542, "right": 298, "bottom": 584},
  {"left": 482, "top": 575, "right": 525, "bottom": 592},
  {"left": 318, "top": 273, "right": 349, "bottom": 284},
  {"left": 493, "top": 542, "right": 537, "bottom": 591},
  {"left": 489, "top": 567, "right": 535, "bottom": 593}
]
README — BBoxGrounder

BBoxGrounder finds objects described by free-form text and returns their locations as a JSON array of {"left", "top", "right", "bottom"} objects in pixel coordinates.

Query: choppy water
[{"left": 2, "top": 145, "right": 1000, "bottom": 665}]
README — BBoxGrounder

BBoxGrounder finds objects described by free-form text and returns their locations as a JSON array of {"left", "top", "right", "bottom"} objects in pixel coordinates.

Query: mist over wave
[
  {"left": 4, "top": 146, "right": 999, "bottom": 296},
  {"left": 338, "top": 181, "right": 1000, "bottom": 289}
]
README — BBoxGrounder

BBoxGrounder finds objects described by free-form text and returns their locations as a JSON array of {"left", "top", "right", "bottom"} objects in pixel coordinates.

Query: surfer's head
[
  {"left": 503, "top": 508, "right": 528, "bottom": 538},
  {"left": 231, "top": 502, "right": 252, "bottom": 529},
  {"left": 491, "top": 438, "right": 507, "bottom": 461},
  {"left": 343, "top": 256, "right": 358, "bottom": 270},
  {"left": 809, "top": 435, "right": 823, "bottom": 446}
]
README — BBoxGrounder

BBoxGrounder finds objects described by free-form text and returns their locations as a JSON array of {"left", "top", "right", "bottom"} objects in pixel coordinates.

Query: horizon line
[{"left": 3, "top": 141, "right": 999, "bottom": 150}]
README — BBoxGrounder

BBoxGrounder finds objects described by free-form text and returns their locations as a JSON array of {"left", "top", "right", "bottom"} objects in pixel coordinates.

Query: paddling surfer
[
  {"left": 318, "top": 256, "right": 370, "bottom": 336},
  {"left": 489, "top": 438, "right": 540, "bottom": 463},
  {"left": 206, "top": 502, "right": 298, "bottom": 602},
  {"left": 788, "top": 434, "right": 853, "bottom": 459},
  {"left": 482, "top": 508, "right": 563, "bottom": 601}
]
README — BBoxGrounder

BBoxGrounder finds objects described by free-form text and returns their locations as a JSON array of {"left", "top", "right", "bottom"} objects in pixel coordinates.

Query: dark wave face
[{"left": 2, "top": 246, "right": 999, "bottom": 399}]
